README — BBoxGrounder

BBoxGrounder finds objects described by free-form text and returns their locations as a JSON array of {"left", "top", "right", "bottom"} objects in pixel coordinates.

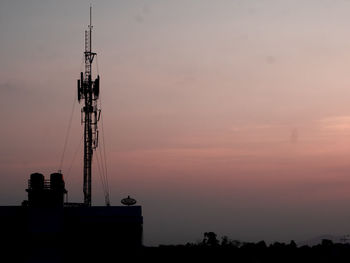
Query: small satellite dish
[{"left": 121, "top": 196, "right": 137, "bottom": 206}]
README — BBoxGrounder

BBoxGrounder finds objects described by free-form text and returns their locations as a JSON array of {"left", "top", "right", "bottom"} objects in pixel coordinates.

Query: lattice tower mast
[{"left": 77, "top": 6, "right": 100, "bottom": 206}]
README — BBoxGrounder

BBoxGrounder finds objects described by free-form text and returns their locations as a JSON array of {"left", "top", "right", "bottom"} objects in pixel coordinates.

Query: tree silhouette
[{"left": 202, "top": 232, "right": 219, "bottom": 247}]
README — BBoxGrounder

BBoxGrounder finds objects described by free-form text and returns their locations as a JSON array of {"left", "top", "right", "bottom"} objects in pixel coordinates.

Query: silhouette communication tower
[{"left": 77, "top": 6, "right": 100, "bottom": 206}]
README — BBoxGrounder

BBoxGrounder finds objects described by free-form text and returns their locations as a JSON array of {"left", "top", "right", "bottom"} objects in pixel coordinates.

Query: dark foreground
[{"left": 2, "top": 238, "right": 350, "bottom": 262}]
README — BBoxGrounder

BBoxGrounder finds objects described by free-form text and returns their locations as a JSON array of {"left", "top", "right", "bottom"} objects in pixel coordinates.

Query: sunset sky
[{"left": 2, "top": 0, "right": 350, "bottom": 245}]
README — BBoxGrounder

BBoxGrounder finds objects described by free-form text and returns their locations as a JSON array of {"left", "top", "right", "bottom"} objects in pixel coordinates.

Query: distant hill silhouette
[{"left": 299, "top": 234, "right": 346, "bottom": 246}]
